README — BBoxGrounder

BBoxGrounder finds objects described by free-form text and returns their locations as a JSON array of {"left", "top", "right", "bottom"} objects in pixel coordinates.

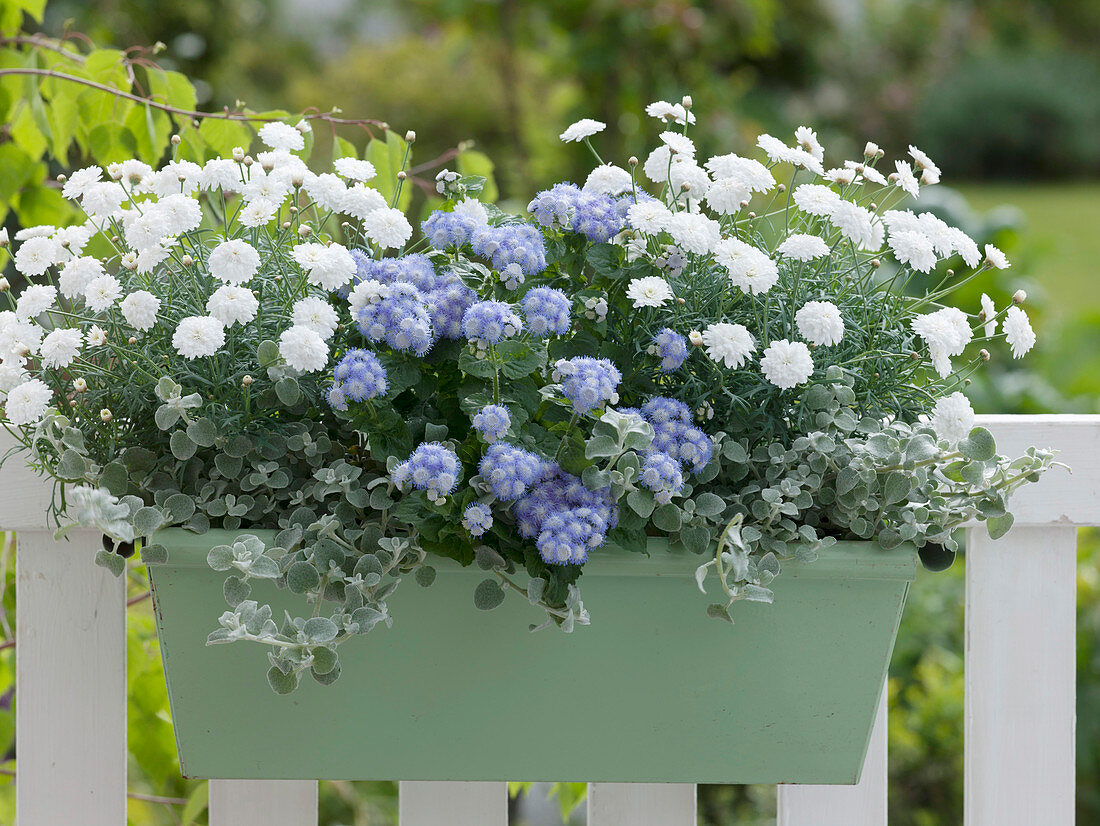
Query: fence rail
[{"left": 3, "top": 414, "right": 1096, "bottom": 825}]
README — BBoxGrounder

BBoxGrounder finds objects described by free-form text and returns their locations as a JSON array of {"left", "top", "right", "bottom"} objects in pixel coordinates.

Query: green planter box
[{"left": 147, "top": 529, "right": 916, "bottom": 783}]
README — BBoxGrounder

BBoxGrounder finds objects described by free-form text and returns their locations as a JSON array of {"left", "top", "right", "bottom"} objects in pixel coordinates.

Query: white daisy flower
[
  {"left": 241, "top": 171, "right": 290, "bottom": 204},
  {"left": 756, "top": 134, "right": 825, "bottom": 175},
  {"left": 915, "top": 213, "right": 955, "bottom": 257},
  {"left": 120, "top": 290, "right": 161, "bottom": 331},
  {"left": 0, "top": 363, "right": 28, "bottom": 399},
  {"left": 704, "top": 154, "right": 775, "bottom": 193},
  {"left": 701, "top": 323, "right": 755, "bottom": 368},
  {"left": 238, "top": 199, "right": 278, "bottom": 228},
  {"left": 291, "top": 297, "right": 339, "bottom": 340},
  {"left": 86, "top": 325, "right": 107, "bottom": 347},
  {"left": 794, "top": 126, "right": 825, "bottom": 161},
  {"left": 931, "top": 392, "right": 975, "bottom": 444},
  {"left": 0, "top": 313, "right": 42, "bottom": 361},
  {"left": 796, "top": 301, "right": 845, "bottom": 346},
  {"left": 1002, "top": 306, "right": 1035, "bottom": 358},
  {"left": 258, "top": 121, "right": 306, "bottom": 152},
  {"left": 362, "top": 207, "right": 413, "bottom": 249},
  {"left": 626, "top": 276, "right": 673, "bottom": 308},
  {"left": 15, "top": 284, "right": 57, "bottom": 320},
  {"left": 84, "top": 274, "right": 122, "bottom": 313},
  {"left": 715, "top": 239, "right": 779, "bottom": 295},
  {"left": 39, "top": 328, "right": 83, "bottom": 368},
  {"left": 124, "top": 210, "right": 171, "bottom": 252},
  {"left": 583, "top": 164, "right": 633, "bottom": 196},
  {"left": 206, "top": 285, "right": 259, "bottom": 327},
  {"left": 911, "top": 307, "right": 973, "bottom": 377},
  {"left": 303, "top": 173, "right": 348, "bottom": 212},
  {"left": 108, "top": 159, "right": 153, "bottom": 187},
  {"left": 793, "top": 184, "right": 841, "bottom": 217},
  {"left": 659, "top": 131, "right": 696, "bottom": 156},
  {"left": 980, "top": 294, "right": 997, "bottom": 339},
  {"left": 666, "top": 212, "right": 720, "bottom": 255},
  {"left": 893, "top": 160, "right": 920, "bottom": 198},
  {"left": 14, "top": 236, "right": 60, "bottom": 277},
  {"left": 908, "top": 145, "right": 941, "bottom": 185},
  {"left": 559, "top": 118, "right": 606, "bottom": 143},
  {"left": 135, "top": 241, "right": 173, "bottom": 275},
  {"left": 453, "top": 197, "right": 489, "bottom": 225},
  {"left": 824, "top": 167, "right": 857, "bottom": 186},
  {"left": 341, "top": 184, "right": 387, "bottom": 219},
  {"left": 279, "top": 326, "right": 328, "bottom": 372},
  {"left": 627, "top": 201, "right": 672, "bottom": 235},
  {"left": 4, "top": 378, "right": 53, "bottom": 426},
  {"left": 645, "top": 100, "right": 695, "bottom": 125},
  {"left": 15, "top": 225, "right": 56, "bottom": 240},
  {"left": 172, "top": 316, "right": 225, "bottom": 360},
  {"left": 882, "top": 209, "right": 923, "bottom": 234},
  {"left": 80, "top": 182, "right": 128, "bottom": 220},
  {"left": 889, "top": 230, "right": 937, "bottom": 273},
  {"left": 948, "top": 229, "right": 981, "bottom": 268},
  {"left": 984, "top": 244, "right": 1010, "bottom": 270},
  {"left": 776, "top": 233, "right": 829, "bottom": 261},
  {"left": 61, "top": 166, "right": 104, "bottom": 201},
  {"left": 829, "top": 201, "right": 882, "bottom": 250},
  {"left": 844, "top": 160, "right": 888, "bottom": 186},
  {"left": 200, "top": 158, "right": 243, "bottom": 192},
  {"left": 348, "top": 279, "right": 390, "bottom": 315},
  {"left": 334, "top": 157, "right": 377, "bottom": 181},
  {"left": 208, "top": 239, "right": 261, "bottom": 284},
  {"left": 146, "top": 161, "right": 201, "bottom": 197},
  {"left": 760, "top": 339, "right": 815, "bottom": 389},
  {"left": 305, "top": 244, "right": 357, "bottom": 290},
  {"left": 704, "top": 177, "right": 751, "bottom": 214}
]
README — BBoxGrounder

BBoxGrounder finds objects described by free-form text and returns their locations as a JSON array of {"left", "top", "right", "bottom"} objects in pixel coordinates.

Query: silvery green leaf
[
  {"left": 692, "top": 492, "right": 725, "bottom": 518},
  {"left": 140, "top": 542, "right": 168, "bottom": 565},
  {"left": 351, "top": 606, "right": 385, "bottom": 631},
  {"left": 706, "top": 603, "right": 734, "bottom": 624},
  {"left": 164, "top": 493, "right": 196, "bottom": 522},
  {"left": 257, "top": 339, "right": 280, "bottom": 367},
  {"left": 133, "top": 506, "right": 164, "bottom": 537},
  {"left": 473, "top": 578, "right": 505, "bottom": 610},
  {"left": 741, "top": 584, "right": 774, "bottom": 603},
  {"left": 527, "top": 577, "right": 546, "bottom": 605},
  {"left": 223, "top": 575, "right": 250, "bottom": 607},
  {"left": 287, "top": 561, "right": 321, "bottom": 594},
  {"left": 987, "top": 512, "right": 1014, "bottom": 540},
  {"left": 276, "top": 377, "right": 301, "bottom": 406},
  {"left": 311, "top": 646, "right": 339, "bottom": 675},
  {"left": 94, "top": 549, "right": 126, "bottom": 577},
  {"left": 267, "top": 666, "right": 299, "bottom": 695},
  {"left": 186, "top": 418, "right": 218, "bottom": 447},
  {"left": 561, "top": 611, "right": 575, "bottom": 633},
  {"left": 248, "top": 555, "right": 280, "bottom": 579},
  {"left": 694, "top": 560, "right": 714, "bottom": 594},
  {"left": 959, "top": 426, "right": 996, "bottom": 462},
  {"left": 303, "top": 616, "right": 339, "bottom": 643},
  {"left": 207, "top": 544, "right": 234, "bottom": 571},
  {"left": 475, "top": 545, "right": 506, "bottom": 571},
  {"left": 584, "top": 434, "right": 620, "bottom": 460},
  {"left": 414, "top": 566, "right": 436, "bottom": 587},
  {"left": 170, "top": 430, "right": 197, "bottom": 461},
  {"left": 652, "top": 503, "right": 681, "bottom": 532},
  {"left": 627, "top": 488, "right": 655, "bottom": 518}
]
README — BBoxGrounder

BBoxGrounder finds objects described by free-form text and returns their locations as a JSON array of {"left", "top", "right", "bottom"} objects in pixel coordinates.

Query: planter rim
[{"left": 149, "top": 527, "right": 917, "bottom": 582}]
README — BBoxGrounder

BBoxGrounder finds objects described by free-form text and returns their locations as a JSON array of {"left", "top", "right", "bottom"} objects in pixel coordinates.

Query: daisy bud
[
  {"left": 242, "top": 375, "right": 254, "bottom": 387},
  {"left": 128, "top": 336, "right": 137, "bottom": 345},
  {"left": 946, "top": 269, "right": 954, "bottom": 277},
  {"left": 282, "top": 221, "right": 292, "bottom": 229},
  {"left": 740, "top": 200, "right": 750, "bottom": 209},
  {"left": 171, "top": 134, "right": 181, "bottom": 146},
  {"left": 74, "top": 378, "right": 87, "bottom": 393},
  {"left": 0, "top": 228, "right": 8, "bottom": 247},
  {"left": 748, "top": 211, "right": 756, "bottom": 218},
  {"left": 243, "top": 156, "right": 253, "bottom": 167},
  {"left": 289, "top": 206, "right": 299, "bottom": 214},
  {"left": 681, "top": 95, "right": 693, "bottom": 109},
  {"left": 0, "top": 278, "right": 9, "bottom": 292},
  {"left": 871, "top": 258, "right": 881, "bottom": 268},
  {"left": 111, "top": 235, "right": 120, "bottom": 244},
  {"left": 298, "top": 225, "right": 312, "bottom": 237},
  {"left": 777, "top": 183, "right": 786, "bottom": 193},
  {"left": 261, "top": 158, "right": 275, "bottom": 172},
  {"left": 60, "top": 238, "right": 71, "bottom": 248},
  {"left": 405, "top": 130, "right": 416, "bottom": 142},
  {"left": 869, "top": 202, "right": 878, "bottom": 210},
  {"left": 232, "top": 147, "right": 245, "bottom": 162},
  {"left": 863, "top": 142, "right": 881, "bottom": 159},
  {"left": 689, "top": 330, "right": 704, "bottom": 346},
  {"left": 677, "top": 297, "right": 686, "bottom": 305},
  {"left": 397, "top": 171, "right": 407, "bottom": 180},
  {"left": 56, "top": 173, "right": 68, "bottom": 184},
  {"left": 291, "top": 173, "right": 305, "bottom": 188},
  {"left": 100, "top": 409, "right": 113, "bottom": 422},
  {"left": 980, "top": 349, "right": 991, "bottom": 361},
  {"left": 1013, "top": 289, "right": 1027, "bottom": 304},
  {"left": 181, "top": 254, "right": 194, "bottom": 267},
  {"left": 888, "top": 173, "right": 899, "bottom": 183},
  {"left": 628, "top": 156, "right": 638, "bottom": 167},
  {"left": 680, "top": 181, "right": 690, "bottom": 191},
  {"left": 910, "top": 351, "right": 921, "bottom": 360}
]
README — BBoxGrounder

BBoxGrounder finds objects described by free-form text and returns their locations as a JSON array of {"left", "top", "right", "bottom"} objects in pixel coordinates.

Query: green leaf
[
  {"left": 473, "top": 577, "right": 506, "bottom": 610},
  {"left": 257, "top": 339, "right": 280, "bottom": 366},
  {"left": 960, "top": 426, "right": 996, "bottom": 462},
  {"left": 414, "top": 565, "right": 437, "bottom": 587},
  {"left": 458, "top": 349, "right": 498, "bottom": 379},
  {"left": 223, "top": 576, "right": 250, "bottom": 607},
  {"left": 133, "top": 506, "right": 164, "bottom": 537},
  {"left": 987, "top": 512, "right": 1015, "bottom": 540},
  {"left": 626, "top": 488, "right": 655, "bottom": 518},
  {"left": 0, "top": 142, "right": 35, "bottom": 204},
  {"left": 94, "top": 549, "right": 126, "bottom": 576},
  {"left": 164, "top": 493, "right": 196, "bottom": 522},
  {"left": 585, "top": 434, "right": 620, "bottom": 460},
  {"left": 365, "top": 130, "right": 412, "bottom": 212},
  {"left": 100, "top": 461, "right": 128, "bottom": 495},
  {"left": 170, "top": 429, "right": 197, "bottom": 461},
  {"left": 679, "top": 524, "right": 712, "bottom": 554},
  {"left": 275, "top": 377, "right": 301, "bottom": 406},
  {"left": 883, "top": 471, "right": 911, "bottom": 505},
  {"left": 287, "top": 561, "right": 321, "bottom": 593},
  {"left": 87, "top": 122, "right": 138, "bottom": 166},
  {"left": 139, "top": 542, "right": 168, "bottom": 565},
  {"left": 311, "top": 646, "right": 339, "bottom": 676},
  {"left": 179, "top": 782, "right": 209, "bottom": 826},
  {"left": 267, "top": 666, "right": 299, "bottom": 694},
  {"left": 652, "top": 503, "right": 682, "bottom": 532},
  {"left": 198, "top": 117, "right": 253, "bottom": 159},
  {"left": 692, "top": 492, "right": 726, "bottom": 518},
  {"left": 206, "top": 544, "right": 234, "bottom": 571},
  {"left": 456, "top": 149, "right": 498, "bottom": 202},
  {"left": 186, "top": 417, "right": 217, "bottom": 447},
  {"left": 303, "top": 616, "right": 338, "bottom": 643}
]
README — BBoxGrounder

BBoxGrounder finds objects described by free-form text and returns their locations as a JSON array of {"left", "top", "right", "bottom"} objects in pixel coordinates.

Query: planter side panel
[{"left": 149, "top": 538, "right": 910, "bottom": 783}]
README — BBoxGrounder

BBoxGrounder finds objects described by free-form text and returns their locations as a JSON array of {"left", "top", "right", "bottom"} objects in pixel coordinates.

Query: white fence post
[
  {"left": 399, "top": 781, "right": 508, "bottom": 825},
  {"left": 209, "top": 779, "right": 318, "bottom": 826},
  {"left": 964, "top": 525, "right": 1077, "bottom": 826},
  {"left": 776, "top": 685, "right": 889, "bottom": 826},
  {"left": 15, "top": 528, "right": 127, "bottom": 826},
  {"left": 587, "top": 783, "right": 697, "bottom": 826}
]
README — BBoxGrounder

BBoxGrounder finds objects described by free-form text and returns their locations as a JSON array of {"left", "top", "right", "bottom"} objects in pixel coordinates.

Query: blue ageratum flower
[
  {"left": 392, "top": 442, "right": 461, "bottom": 501},
  {"left": 554, "top": 356, "right": 622, "bottom": 415},
  {"left": 528, "top": 183, "right": 625, "bottom": 244},
  {"left": 651, "top": 328, "right": 688, "bottom": 372},
  {"left": 472, "top": 224, "right": 547, "bottom": 276},
  {"left": 329, "top": 348, "right": 388, "bottom": 406},
  {"left": 351, "top": 252, "right": 438, "bottom": 293},
  {"left": 354, "top": 282, "right": 434, "bottom": 356},
  {"left": 463, "top": 300, "right": 523, "bottom": 347},
  {"left": 478, "top": 443, "right": 546, "bottom": 500},
  {"left": 462, "top": 503, "right": 494, "bottom": 537},
  {"left": 640, "top": 396, "right": 714, "bottom": 474},
  {"left": 521, "top": 287, "right": 572, "bottom": 337},
  {"left": 512, "top": 464, "right": 618, "bottom": 565},
  {"left": 640, "top": 450, "right": 685, "bottom": 504},
  {"left": 472, "top": 404, "right": 511, "bottom": 443},
  {"left": 422, "top": 211, "right": 481, "bottom": 251},
  {"left": 425, "top": 270, "right": 477, "bottom": 340}
]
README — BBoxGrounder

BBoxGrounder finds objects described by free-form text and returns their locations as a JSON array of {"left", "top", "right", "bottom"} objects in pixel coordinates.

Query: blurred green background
[{"left": 1, "top": 0, "right": 1099, "bottom": 823}]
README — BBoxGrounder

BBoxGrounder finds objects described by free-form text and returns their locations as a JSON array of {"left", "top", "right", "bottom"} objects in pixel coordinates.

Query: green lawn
[{"left": 958, "top": 183, "right": 1100, "bottom": 315}]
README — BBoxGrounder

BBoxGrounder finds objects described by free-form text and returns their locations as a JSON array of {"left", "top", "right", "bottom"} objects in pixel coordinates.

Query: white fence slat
[
  {"left": 209, "top": 779, "right": 318, "bottom": 826},
  {"left": 964, "top": 526, "right": 1076, "bottom": 826},
  {"left": 399, "top": 781, "right": 507, "bottom": 825},
  {"left": 587, "top": 783, "right": 697, "bottom": 826},
  {"left": 15, "top": 528, "right": 126, "bottom": 826},
  {"left": 777, "top": 685, "right": 888, "bottom": 826}
]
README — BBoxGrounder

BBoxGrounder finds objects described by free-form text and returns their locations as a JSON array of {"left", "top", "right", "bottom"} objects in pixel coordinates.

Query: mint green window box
[{"left": 146, "top": 529, "right": 916, "bottom": 784}]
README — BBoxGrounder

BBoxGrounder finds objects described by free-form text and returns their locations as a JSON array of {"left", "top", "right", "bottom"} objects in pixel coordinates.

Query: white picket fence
[{"left": 2, "top": 413, "right": 1096, "bottom": 825}]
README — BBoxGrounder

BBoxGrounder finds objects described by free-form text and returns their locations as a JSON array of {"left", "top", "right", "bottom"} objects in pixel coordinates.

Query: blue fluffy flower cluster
[
  {"left": 472, "top": 224, "right": 547, "bottom": 276},
  {"left": 392, "top": 442, "right": 462, "bottom": 502},
  {"left": 421, "top": 211, "right": 482, "bottom": 250},
  {"left": 463, "top": 300, "right": 523, "bottom": 347},
  {"left": 462, "top": 503, "right": 494, "bottom": 537},
  {"left": 639, "top": 396, "right": 714, "bottom": 472},
  {"left": 472, "top": 404, "right": 511, "bottom": 443},
  {"left": 640, "top": 450, "right": 685, "bottom": 504},
  {"left": 527, "top": 183, "right": 625, "bottom": 244},
  {"left": 478, "top": 443, "right": 546, "bottom": 500},
  {"left": 651, "top": 327, "right": 688, "bottom": 372},
  {"left": 354, "top": 282, "right": 434, "bottom": 356},
  {"left": 513, "top": 464, "right": 618, "bottom": 565},
  {"left": 554, "top": 357, "right": 622, "bottom": 415},
  {"left": 521, "top": 286, "right": 572, "bottom": 337},
  {"left": 326, "top": 349, "right": 388, "bottom": 411}
]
